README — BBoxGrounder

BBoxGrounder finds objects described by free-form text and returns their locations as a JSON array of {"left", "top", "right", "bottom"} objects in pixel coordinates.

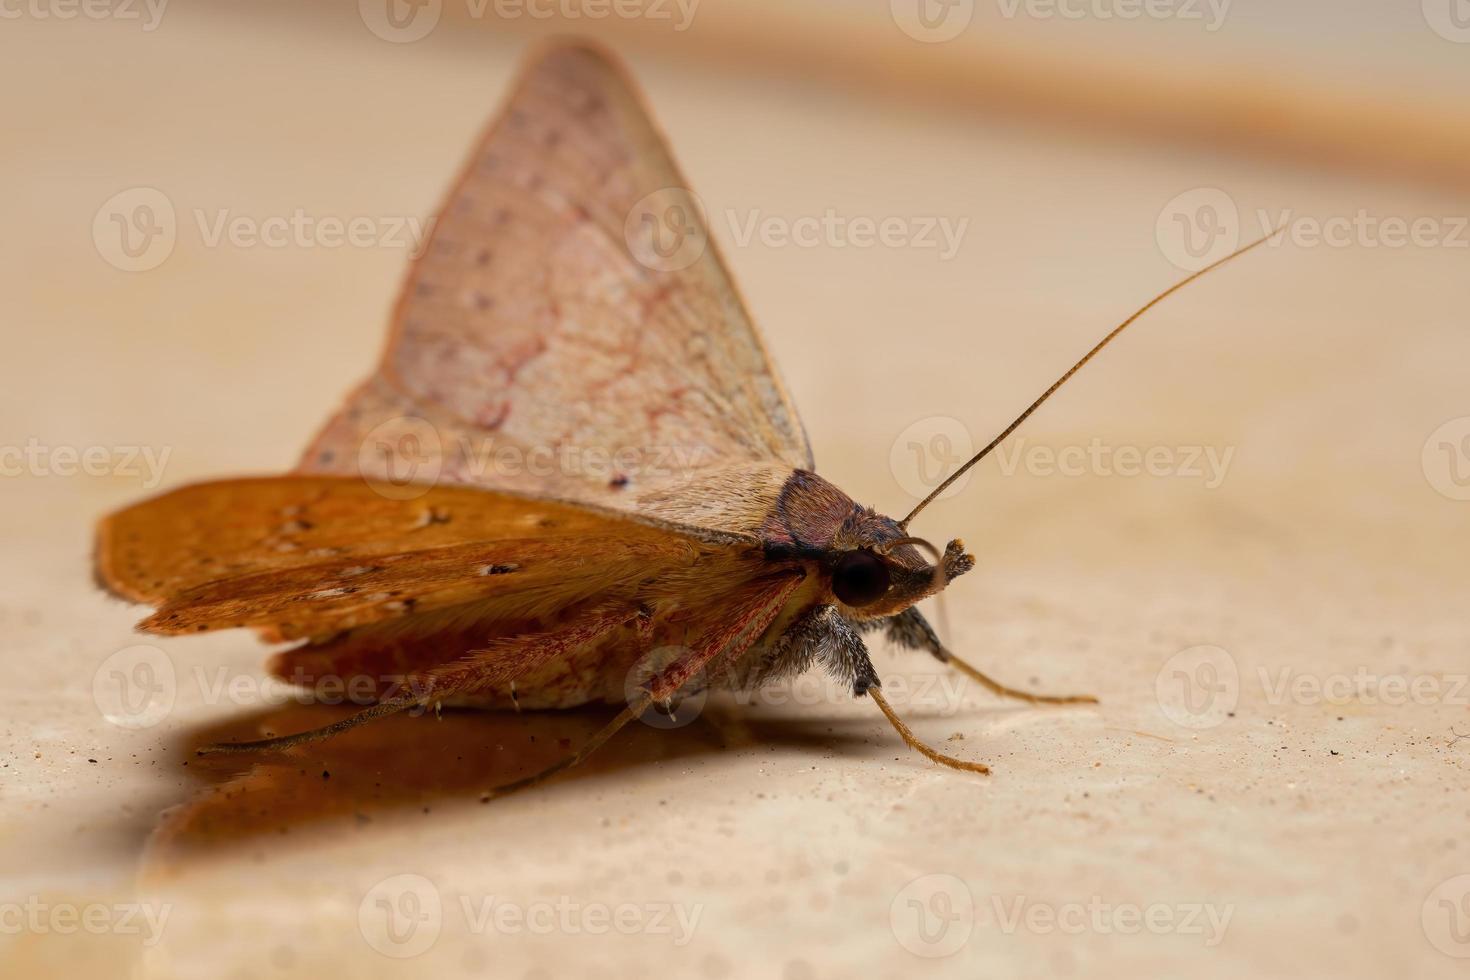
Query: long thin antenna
[{"left": 901, "top": 226, "right": 1285, "bottom": 528}]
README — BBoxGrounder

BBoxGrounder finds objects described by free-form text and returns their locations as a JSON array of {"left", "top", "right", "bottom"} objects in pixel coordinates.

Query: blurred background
[{"left": 3, "top": 2, "right": 1469, "bottom": 978}]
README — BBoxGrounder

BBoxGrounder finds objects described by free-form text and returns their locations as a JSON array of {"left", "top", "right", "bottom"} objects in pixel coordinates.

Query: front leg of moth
[
  {"left": 802, "top": 607, "right": 987, "bottom": 775},
  {"left": 800, "top": 606, "right": 878, "bottom": 696},
  {"left": 872, "top": 608, "right": 1097, "bottom": 706}
]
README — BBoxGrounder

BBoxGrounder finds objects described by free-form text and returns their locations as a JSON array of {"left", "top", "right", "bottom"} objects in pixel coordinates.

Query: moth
[{"left": 95, "top": 42, "right": 1276, "bottom": 798}]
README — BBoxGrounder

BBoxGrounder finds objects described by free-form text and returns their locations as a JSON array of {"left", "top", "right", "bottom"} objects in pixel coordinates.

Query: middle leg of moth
[
  {"left": 786, "top": 606, "right": 990, "bottom": 775},
  {"left": 868, "top": 607, "right": 1097, "bottom": 705}
]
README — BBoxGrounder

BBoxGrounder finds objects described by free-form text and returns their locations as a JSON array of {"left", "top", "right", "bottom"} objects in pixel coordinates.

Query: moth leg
[
  {"left": 880, "top": 607, "right": 1098, "bottom": 706},
  {"left": 810, "top": 608, "right": 879, "bottom": 696},
  {"left": 813, "top": 612, "right": 989, "bottom": 774},
  {"left": 197, "top": 607, "right": 636, "bottom": 755},
  {"left": 479, "top": 696, "right": 649, "bottom": 803},
  {"left": 868, "top": 686, "right": 990, "bottom": 775},
  {"left": 196, "top": 698, "right": 418, "bottom": 754},
  {"left": 478, "top": 572, "right": 804, "bottom": 801}
]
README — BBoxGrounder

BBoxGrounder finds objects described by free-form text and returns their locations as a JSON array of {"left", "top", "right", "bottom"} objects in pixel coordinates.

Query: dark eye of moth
[{"left": 831, "top": 549, "right": 891, "bottom": 607}]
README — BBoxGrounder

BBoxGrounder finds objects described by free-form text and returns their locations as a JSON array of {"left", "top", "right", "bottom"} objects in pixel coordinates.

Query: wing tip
[{"left": 523, "top": 36, "right": 628, "bottom": 74}]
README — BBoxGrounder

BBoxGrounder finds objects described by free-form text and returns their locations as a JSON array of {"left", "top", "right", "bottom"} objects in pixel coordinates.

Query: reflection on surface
[
  {"left": 157, "top": 703, "right": 704, "bottom": 855},
  {"left": 147, "top": 695, "right": 909, "bottom": 863}
]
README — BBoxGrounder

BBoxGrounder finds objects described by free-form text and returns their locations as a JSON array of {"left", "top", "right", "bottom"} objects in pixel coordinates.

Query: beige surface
[{"left": 4, "top": 6, "right": 1470, "bottom": 979}]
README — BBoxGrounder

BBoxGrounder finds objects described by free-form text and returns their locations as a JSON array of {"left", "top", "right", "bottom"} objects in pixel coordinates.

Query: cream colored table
[{"left": 3, "top": 7, "right": 1469, "bottom": 979}]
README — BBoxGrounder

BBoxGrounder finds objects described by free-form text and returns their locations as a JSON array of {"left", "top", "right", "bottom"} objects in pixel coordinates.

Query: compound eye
[{"left": 831, "top": 549, "right": 891, "bottom": 607}]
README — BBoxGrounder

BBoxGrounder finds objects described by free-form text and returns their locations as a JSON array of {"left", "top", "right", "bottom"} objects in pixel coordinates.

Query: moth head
[
  {"left": 826, "top": 526, "right": 973, "bottom": 620},
  {"left": 763, "top": 471, "right": 975, "bottom": 619}
]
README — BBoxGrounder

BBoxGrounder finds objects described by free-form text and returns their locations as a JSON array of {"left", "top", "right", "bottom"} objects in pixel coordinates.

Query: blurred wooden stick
[{"left": 436, "top": 6, "right": 1470, "bottom": 194}]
